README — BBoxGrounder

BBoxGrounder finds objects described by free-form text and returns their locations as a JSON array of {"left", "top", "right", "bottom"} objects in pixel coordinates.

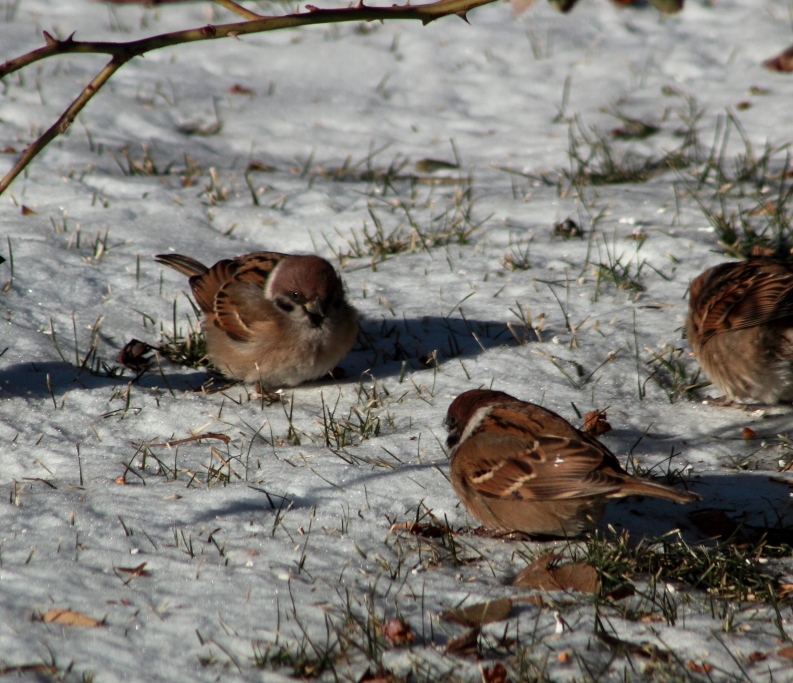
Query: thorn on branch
[
  {"left": 456, "top": 11, "right": 469, "bottom": 22},
  {"left": 305, "top": 4, "right": 320, "bottom": 11},
  {"left": 43, "top": 30, "right": 76, "bottom": 47},
  {"left": 227, "top": 31, "right": 241, "bottom": 40}
]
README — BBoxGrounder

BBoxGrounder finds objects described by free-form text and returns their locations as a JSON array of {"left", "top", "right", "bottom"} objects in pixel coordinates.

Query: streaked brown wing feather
[
  {"left": 696, "top": 261, "right": 793, "bottom": 339},
  {"left": 488, "top": 403, "right": 626, "bottom": 474},
  {"left": 456, "top": 406, "right": 625, "bottom": 502},
  {"left": 230, "top": 251, "right": 285, "bottom": 279},
  {"left": 214, "top": 281, "right": 278, "bottom": 342},
  {"left": 190, "top": 253, "right": 285, "bottom": 340},
  {"left": 189, "top": 259, "right": 238, "bottom": 313}
]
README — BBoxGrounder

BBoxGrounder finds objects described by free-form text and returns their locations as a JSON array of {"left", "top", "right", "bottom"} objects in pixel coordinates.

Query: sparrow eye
[
  {"left": 290, "top": 292, "right": 301, "bottom": 302},
  {"left": 444, "top": 415, "right": 457, "bottom": 431}
]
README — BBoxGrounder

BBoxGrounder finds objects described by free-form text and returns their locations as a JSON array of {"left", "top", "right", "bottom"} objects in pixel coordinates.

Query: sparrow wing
[
  {"left": 455, "top": 403, "right": 626, "bottom": 502},
  {"left": 694, "top": 261, "right": 793, "bottom": 340},
  {"left": 191, "top": 252, "right": 286, "bottom": 342}
]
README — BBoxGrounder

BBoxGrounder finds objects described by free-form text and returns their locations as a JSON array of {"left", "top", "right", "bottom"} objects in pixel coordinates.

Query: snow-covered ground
[{"left": 1, "top": 0, "right": 793, "bottom": 680}]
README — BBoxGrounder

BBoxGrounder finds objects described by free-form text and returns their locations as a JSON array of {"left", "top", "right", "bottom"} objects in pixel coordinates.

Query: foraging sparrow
[
  {"left": 444, "top": 389, "right": 700, "bottom": 537},
  {"left": 155, "top": 251, "right": 358, "bottom": 388},
  {"left": 686, "top": 259, "right": 793, "bottom": 404}
]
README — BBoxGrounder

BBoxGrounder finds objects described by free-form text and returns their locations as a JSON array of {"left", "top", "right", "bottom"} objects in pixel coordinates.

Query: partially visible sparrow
[
  {"left": 155, "top": 251, "right": 358, "bottom": 388},
  {"left": 444, "top": 389, "right": 700, "bottom": 537},
  {"left": 686, "top": 259, "right": 793, "bottom": 404}
]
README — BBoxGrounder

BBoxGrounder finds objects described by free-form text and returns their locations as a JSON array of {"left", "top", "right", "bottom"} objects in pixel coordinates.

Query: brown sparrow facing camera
[
  {"left": 686, "top": 259, "right": 793, "bottom": 405},
  {"left": 155, "top": 251, "right": 358, "bottom": 389},
  {"left": 444, "top": 389, "right": 700, "bottom": 537}
]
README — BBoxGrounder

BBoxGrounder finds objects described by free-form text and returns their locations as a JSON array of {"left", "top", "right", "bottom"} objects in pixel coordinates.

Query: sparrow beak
[{"left": 303, "top": 297, "right": 326, "bottom": 325}]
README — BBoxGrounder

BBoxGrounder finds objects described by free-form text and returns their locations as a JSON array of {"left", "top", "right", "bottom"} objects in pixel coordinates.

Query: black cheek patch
[
  {"left": 307, "top": 312, "right": 324, "bottom": 328},
  {"left": 276, "top": 300, "right": 295, "bottom": 313}
]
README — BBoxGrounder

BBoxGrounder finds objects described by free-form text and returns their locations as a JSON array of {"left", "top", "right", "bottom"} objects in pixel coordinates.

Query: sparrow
[
  {"left": 155, "top": 251, "right": 358, "bottom": 388},
  {"left": 686, "top": 259, "right": 793, "bottom": 405},
  {"left": 444, "top": 389, "right": 700, "bottom": 537}
]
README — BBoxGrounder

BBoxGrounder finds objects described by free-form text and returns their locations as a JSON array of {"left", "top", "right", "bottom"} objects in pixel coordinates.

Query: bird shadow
[
  {"left": 0, "top": 359, "right": 208, "bottom": 400},
  {"left": 601, "top": 472, "right": 792, "bottom": 543},
  {"left": 341, "top": 314, "right": 535, "bottom": 380},
  {"left": 0, "top": 313, "right": 536, "bottom": 400}
]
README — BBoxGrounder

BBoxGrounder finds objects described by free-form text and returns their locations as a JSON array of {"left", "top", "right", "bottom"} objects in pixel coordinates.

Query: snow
[{"left": 1, "top": 0, "right": 792, "bottom": 680}]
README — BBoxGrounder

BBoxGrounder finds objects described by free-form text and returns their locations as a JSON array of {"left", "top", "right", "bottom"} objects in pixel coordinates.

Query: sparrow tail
[
  {"left": 617, "top": 477, "right": 701, "bottom": 504},
  {"left": 155, "top": 254, "right": 209, "bottom": 277}
]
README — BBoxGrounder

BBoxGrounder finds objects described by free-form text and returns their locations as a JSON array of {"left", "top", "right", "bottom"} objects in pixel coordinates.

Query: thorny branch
[{"left": 0, "top": 0, "right": 498, "bottom": 196}]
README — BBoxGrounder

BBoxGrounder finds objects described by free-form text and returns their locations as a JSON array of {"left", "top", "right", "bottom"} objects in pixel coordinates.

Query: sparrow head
[
  {"left": 268, "top": 255, "right": 346, "bottom": 327},
  {"left": 444, "top": 389, "right": 515, "bottom": 452}
]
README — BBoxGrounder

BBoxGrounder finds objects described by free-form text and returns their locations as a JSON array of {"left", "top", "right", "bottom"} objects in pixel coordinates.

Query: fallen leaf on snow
[
  {"left": 512, "top": 553, "right": 599, "bottom": 593},
  {"left": 763, "top": 45, "right": 793, "bottom": 72},
  {"left": 444, "top": 627, "right": 479, "bottom": 655},
  {"left": 440, "top": 598, "right": 513, "bottom": 627},
  {"left": 382, "top": 617, "right": 414, "bottom": 647},
  {"left": 582, "top": 408, "right": 611, "bottom": 436},
  {"left": 115, "top": 562, "right": 150, "bottom": 578},
  {"left": 482, "top": 662, "right": 509, "bottom": 683},
  {"left": 40, "top": 608, "right": 102, "bottom": 627}
]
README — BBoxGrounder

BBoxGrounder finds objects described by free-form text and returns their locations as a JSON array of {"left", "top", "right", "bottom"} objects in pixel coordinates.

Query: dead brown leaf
[
  {"left": 778, "top": 646, "right": 793, "bottom": 660},
  {"left": 482, "top": 662, "right": 510, "bottom": 683},
  {"left": 389, "top": 520, "right": 450, "bottom": 539},
  {"left": 763, "top": 45, "right": 793, "bottom": 72},
  {"left": 382, "top": 617, "right": 414, "bottom": 647},
  {"left": 512, "top": 553, "right": 599, "bottom": 593},
  {"left": 118, "top": 338, "right": 154, "bottom": 371},
  {"left": 582, "top": 409, "right": 611, "bottom": 436},
  {"left": 41, "top": 608, "right": 101, "bottom": 627},
  {"left": 115, "top": 562, "right": 150, "bottom": 578},
  {"left": 228, "top": 84, "right": 253, "bottom": 95},
  {"left": 440, "top": 598, "right": 513, "bottom": 627},
  {"left": 247, "top": 161, "right": 276, "bottom": 173},
  {"left": 445, "top": 627, "right": 479, "bottom": 655}
]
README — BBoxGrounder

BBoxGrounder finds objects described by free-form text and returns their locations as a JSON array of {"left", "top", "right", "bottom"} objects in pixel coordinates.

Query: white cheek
[
  {"left": 264, "top": 260, "right": 284, "bottom": 300},
  {"left": 458, "top": 405, "right": 493, "bottom": 446}
]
